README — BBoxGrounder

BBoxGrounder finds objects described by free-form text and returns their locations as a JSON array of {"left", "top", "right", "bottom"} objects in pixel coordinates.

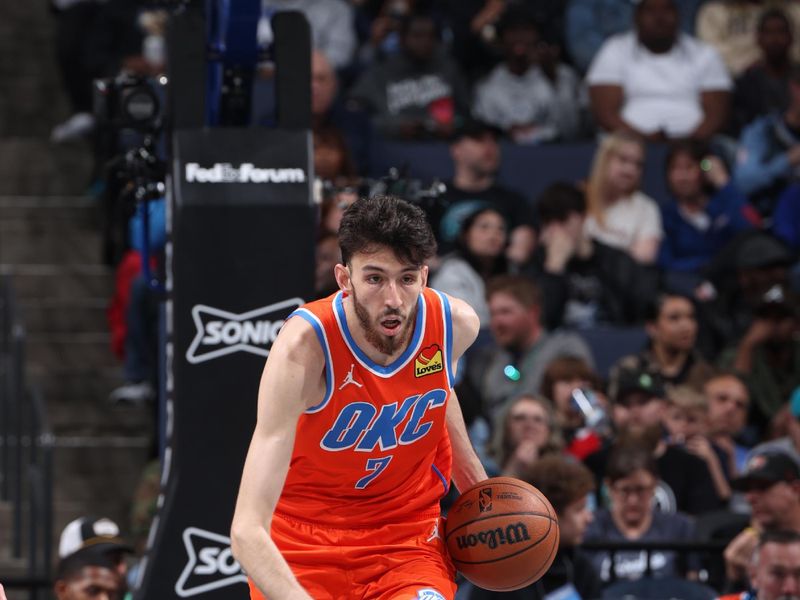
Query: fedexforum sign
[{"left": 185, "top": 163, "right": 307, "bottom": 184}]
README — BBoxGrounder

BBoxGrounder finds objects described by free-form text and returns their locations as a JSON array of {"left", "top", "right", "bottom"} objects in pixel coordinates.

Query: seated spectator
[
  {"left": 260, "top": 0, "right": 356, "bottom": 70},
  {"left": 459, "top": 275, "right": 594, "bottom": 423},
  {"left": 583, "top": 131, "right": 663, "bottom": 264},
  {"left": 706, "top": 372, "right": 752, "bottom": 476},
  {"left": 313, "top": 125, "right": 357, "bottom": 182},
  {"left": 734, "top": 65, "right": 800, "bottom": 218},
  {"left": 731, "top": 9, "right": 798, "bottom": 134},
  {"left": 659, "top": 140, "right": 753, "bottom": 292},
  {"left": 724, "top": 450, "right": 800, "bottom": 587},
  {"left": 720, "top": 530, "right": 800, "bottom": 600},
  {"left": 431, "top": 203, "right": 508, "bottom": 328},
  {"left": 584, "top": 442, "right": 698, "bottom": 583},
  {"left": 435, "top": 119, "right": 534, "bottom": 257},
  {"left": 319, "top": 183, "right": 358, "bottom": 236},
  {"left": 54, "top": 551, "right": 124, "bottom": 600},
  {"left": 473, "top": 7, "right": 584, "bottom": 143},
  {"left": 665, "top": 385, "right": 733, "bottom": 503},
  {"left": 315, "top": 232, "right": 341, "bottom": 299},
  {"left": 566, "top": 0, "right": 704, "bottom": 74},
  {"left": 540, "top": 356, "right": 610, "bottom": 460},
  {"left": 696, "top": 0, "right": 800, "bottom": 77},
  {"left": 609, "top": 292, "right": 716, "bottom": 399},
  {"left": 469, "top": 455, "right": 601, "bottom": 600},
  {"left": 310, "top": 50, "right": 371, "bottom": 175},
  {"left": 58, "top": 516, "right": 134, "bottom": 592},
  {"left": 720, "top": 284, "right": 800, "bottom": 429},
  {"left": 486, "top": 395, "right": 562, "bottom": 478},
  {"left": 525, "top": 181, "right": 659, "bottom": 329},
  {"left": 349, "top": 11, "right": 469, "bottom": 140},
  {"left": 587, "top": 0, "right": 731, "bottom": 141}
]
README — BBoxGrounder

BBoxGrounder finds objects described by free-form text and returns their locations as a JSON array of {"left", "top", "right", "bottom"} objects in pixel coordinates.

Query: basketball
[{"left": 444, "top": 477, "right": 560, "bottom": 592}]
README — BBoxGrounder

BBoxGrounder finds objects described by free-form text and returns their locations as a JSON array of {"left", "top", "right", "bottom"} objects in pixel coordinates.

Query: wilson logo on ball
[{"left": 455, "top": 523, "right": 531, "bottom": 551}]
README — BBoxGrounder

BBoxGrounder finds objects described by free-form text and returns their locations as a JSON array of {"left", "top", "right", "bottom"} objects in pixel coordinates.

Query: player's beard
[{"left": 351, "top": 288, "right": 417, "bottom": 356}]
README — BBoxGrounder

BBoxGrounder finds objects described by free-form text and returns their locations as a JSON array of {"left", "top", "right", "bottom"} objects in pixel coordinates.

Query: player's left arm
[{"left": 444, "top": 295, "right": 488, "bottom": 492}]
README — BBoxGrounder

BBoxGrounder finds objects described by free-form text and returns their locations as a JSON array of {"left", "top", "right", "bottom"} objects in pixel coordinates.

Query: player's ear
[
  {"left": 334, "top": 263, "right": 351, "bottom": 292},
  {"left": 420, "top": 265, "right": 429, "bottom": 288}
]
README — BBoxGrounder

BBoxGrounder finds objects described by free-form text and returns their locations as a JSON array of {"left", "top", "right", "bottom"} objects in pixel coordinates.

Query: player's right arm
[{"left": 230, "top": 316, "right": 325, "bottom": 600}]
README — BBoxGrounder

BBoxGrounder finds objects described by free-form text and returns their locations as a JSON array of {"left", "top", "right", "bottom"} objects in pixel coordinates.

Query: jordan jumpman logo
[{"left": 339, "top": 364, "right": 363, "bottom": 390}]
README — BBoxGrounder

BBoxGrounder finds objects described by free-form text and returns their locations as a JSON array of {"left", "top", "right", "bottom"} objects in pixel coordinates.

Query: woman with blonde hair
[
  {"left": 584, "top": 130, "right": 663, "bottom": 264},
  {"left": 488, "top": 395, "right": 563, "bottom": 478}
]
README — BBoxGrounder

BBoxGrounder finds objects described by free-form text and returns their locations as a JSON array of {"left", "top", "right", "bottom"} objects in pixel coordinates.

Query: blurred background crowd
[{"left": 27, "top": 0, "right": 800, "bottom": 599}]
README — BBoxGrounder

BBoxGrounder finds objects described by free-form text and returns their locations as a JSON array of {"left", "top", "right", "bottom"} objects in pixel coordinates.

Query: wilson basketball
[{"left": 444, "top": 477, "right": 560, "bottom": 591}]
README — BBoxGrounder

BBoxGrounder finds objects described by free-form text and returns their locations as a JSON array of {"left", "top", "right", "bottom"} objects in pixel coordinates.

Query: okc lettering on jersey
[{"left": 320, "top": 389, "right": 447, "bottom": 452}]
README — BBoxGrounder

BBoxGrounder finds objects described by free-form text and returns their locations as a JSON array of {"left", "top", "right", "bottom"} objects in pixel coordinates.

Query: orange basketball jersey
[{"left": 276, "top": 287, "right": 455, "bottom": 528}]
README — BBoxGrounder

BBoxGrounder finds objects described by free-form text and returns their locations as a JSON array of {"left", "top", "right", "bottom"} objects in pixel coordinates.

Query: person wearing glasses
[
  {"left": 584, "top": 441, "right": 698, "bottom": 584},
  {"left": 724, "top": 451, "right": 800, "bottom": 588}
]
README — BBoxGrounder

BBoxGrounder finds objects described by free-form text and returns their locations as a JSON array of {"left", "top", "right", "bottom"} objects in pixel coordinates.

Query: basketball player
[{"left": 231, "top": 195, "right": 488, "bottom": 600}]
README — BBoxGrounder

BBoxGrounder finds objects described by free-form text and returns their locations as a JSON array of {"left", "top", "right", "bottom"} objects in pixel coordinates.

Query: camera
[{"left": 94, "top": 73, "right": 167, "bottom": 133}]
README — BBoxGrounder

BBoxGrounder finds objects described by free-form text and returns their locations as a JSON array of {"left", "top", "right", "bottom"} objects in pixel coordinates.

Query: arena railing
[{"left": 0, "top": 274, "right": 55, "bottom": 597}]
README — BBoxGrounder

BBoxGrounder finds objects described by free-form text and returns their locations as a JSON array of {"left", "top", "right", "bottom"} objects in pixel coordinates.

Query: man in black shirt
[
  {"left": 434, "top": 119, "right": 535, "bottom": 257},
  {"left": 524, "top": 182, "right": 659, "bottom": 330}
]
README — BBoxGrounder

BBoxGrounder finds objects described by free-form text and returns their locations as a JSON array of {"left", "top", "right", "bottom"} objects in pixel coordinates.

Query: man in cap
[
  {"left": 585, "top": 366, "right": 723, "bottom": 514},
  {"left": 53, "top": 550, "right": 123, "bottom": 600},
  {"left": 58, "top": 517, "right": 134, "bottom": 588},
  {"left": 725, "top": 451, "right": 800, "bottom": 585}
]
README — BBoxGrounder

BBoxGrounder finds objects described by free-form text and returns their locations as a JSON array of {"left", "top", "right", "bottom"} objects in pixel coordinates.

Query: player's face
[
  {"left": 55, "top": 566, "right": 122, "bottom": 600},
  {"left": 339, "top": 246, "right": 427, "bottom": 356},
  {"left": 752, "top": 541, "right": 800, "bottom": 600},
  {"left": 558, "top": 496, "right": 593, "bottom": 548}
]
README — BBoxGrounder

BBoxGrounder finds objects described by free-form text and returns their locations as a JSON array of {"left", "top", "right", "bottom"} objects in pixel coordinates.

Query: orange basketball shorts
[{"left": 248, "top": 511, "right": 456, "bottom": 600}]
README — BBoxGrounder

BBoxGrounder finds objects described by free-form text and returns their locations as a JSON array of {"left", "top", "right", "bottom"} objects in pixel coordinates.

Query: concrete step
[
  {"left": 26, "top": 337, "right": 120, "bottom": 374},
  {"left": 0, "top": 195, "right": 97, "bottom": 221},
  {"left": 0, "top": 139, "right": 93, "bottom": 197},
  {"left": 0, "top": 227, "right": 101, "bottom": 265},
  {"left": 2, "top": 266, "right": 114, "bottom": 301},
  {"left": 20, "top": 299, "right": 109, "bottom": 336}
]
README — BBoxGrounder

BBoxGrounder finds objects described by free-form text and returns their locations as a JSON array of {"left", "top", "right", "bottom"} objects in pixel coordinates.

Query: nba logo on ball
[
  {"left": 445, "top": 477, "right": 560, "bottom": 592},
  {"left": 479, "top": 488, "right": 493, "bottom": 513}
]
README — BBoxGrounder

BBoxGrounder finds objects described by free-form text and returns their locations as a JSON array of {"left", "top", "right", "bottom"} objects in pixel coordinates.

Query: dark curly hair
[{"left": 338, "top": 195, "right": 437, "bottom": 266}]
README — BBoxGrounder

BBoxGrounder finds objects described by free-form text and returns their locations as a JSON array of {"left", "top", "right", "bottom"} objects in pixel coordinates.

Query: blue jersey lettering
[
  {"left": 399, "top": 389, "right": 447, "bottom": 444},
  {"left": 320, "top": 402, "right": 376, "bottom": 450}
]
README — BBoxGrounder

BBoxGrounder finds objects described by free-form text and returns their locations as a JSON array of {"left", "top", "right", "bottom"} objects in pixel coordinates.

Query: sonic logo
[{"left": 415, "top": 344, "right": 444, "bottom": 378}]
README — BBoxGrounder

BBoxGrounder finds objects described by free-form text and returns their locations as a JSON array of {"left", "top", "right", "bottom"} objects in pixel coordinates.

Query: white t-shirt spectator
[
  {"left": 587, "top": 32, "right": 732, "bottom": 137},
  {"left": 584, "top": 190, "right": 663, "bottom": 252}
]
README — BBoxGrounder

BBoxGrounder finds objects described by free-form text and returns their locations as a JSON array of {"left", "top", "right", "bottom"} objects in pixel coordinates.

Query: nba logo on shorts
[
  {"left": 416, "top": 589, "right": 446, "bottom": 600},
  {"left": 479, "top": 488, "right": 493, "bottom": 513}
]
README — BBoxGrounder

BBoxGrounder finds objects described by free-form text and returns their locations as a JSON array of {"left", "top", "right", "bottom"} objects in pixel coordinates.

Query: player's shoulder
[
  {"left": 272, "top": 312, "right": 326, "bottom": 366},
  {"left": 432, "top": 291, "right": 480, "bottom": 356}
]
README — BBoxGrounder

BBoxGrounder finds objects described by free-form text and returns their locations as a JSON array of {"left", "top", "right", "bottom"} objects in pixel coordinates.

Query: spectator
[
  {"left": 525, "top": 182, "right": 659, "bottom": 329},
  {"left": 434, "top": 119, "right": 535, "bottom": 257},
  {"left": 706, "top": 372, "right": 752, "bottom": 477},
  {"left": 734, "top": 65, "right": 800, "bottom": 218},
  {"left": 565, "top": 0, "right": 705, "bottom": 74},
  {"left": 58, "top": 516, "right": 134, "bottom": 592},
  {"left": 460, "top": 275, "right": 593, "bottom": 423},
  {"left": 584, "top": 442, "right": 698, "bottom": 583},
  {"left": 310, "top": 50, "right": 371, "bottom": 175},
  {"left": 586, "top": 367, "right": 724, "bottom": 514},
  {"left": 731, "top": 9, "right": 798, "bottom": 134},
  {"left": 659, "top": 139, "right": 753, "bottom": 293},
  {"left": 319, "top": 184, "right": 358, "bottom": 236},
  {"left": 349, "top": 11, "right": 469, "bottom": 139},
  {"left": 260, "top": 0, "right": 356, "bottom": 70},
  {"left": 587, "top": 0, "right": 732, "bottom": 141},
  {"left": 696, "top": 0, "right": 800, "bottom": 77},
  {"left": 773, "top": 184, "right": 800, "bottom": 251},
  {"left": 431, "top": 203, "right": 508, "bottom": 328},
  {"left": 54, "top": 551, "right": 123, "bottom": 600},
  {"left": 728, "top": 530, "right": 800, "bottom": 600},
  {"left": 609, "top": 292, "right": 716, "bottom": 399},
  {"left": 665, "top": 385, "right": 733, "bottom": 502},
  {"left": 724, "top": 450, "right": 800, "bottom": 586},
  {"left": 539, "top": 356, "right": 609, "bottom": 460},
  {"left": 583, "top": 131, "right": 663, "bottom": 264},
  {"left": 720, "top": 284, "right": 800, "bottom": 428},
  {"left": 468, "top": 455, "right": 601, "bottom": 600},
  {"left": 472, "top": 7, "right": 585, "bottom": 143},
  {"left": 313, "top": 125, "right": 357, "bottom": 182},
  {"left": 486, "top": 395, "right": 562, "bottom": 478}
]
